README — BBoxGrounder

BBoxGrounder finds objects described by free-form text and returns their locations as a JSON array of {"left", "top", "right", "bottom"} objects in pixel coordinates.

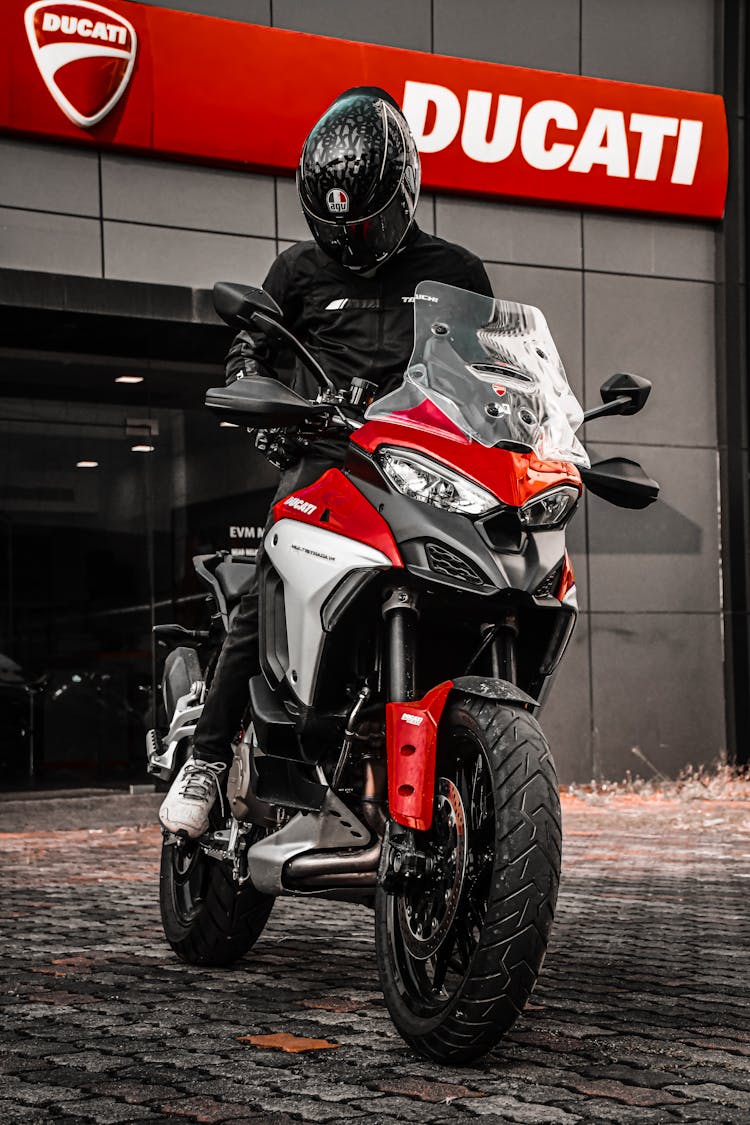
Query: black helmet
[{"left": 297, "top": 87, "right": 421, "bottom": 272}]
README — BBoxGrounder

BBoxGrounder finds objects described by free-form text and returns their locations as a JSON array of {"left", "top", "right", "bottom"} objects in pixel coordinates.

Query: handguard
[{"left": 385, "top": 681, "right": 454, "bottom": 832}]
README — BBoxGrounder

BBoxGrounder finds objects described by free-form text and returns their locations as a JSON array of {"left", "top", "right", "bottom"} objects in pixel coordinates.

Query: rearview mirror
[
  {"left": 581, "top": 457, "right": 659, "bottom": 509},
  {"left": 213, "top": 282, "right": 283, "bottom": 329},
  {"left": 583, "top": 372, "right": 652, "bottom": 423},
  {"left": 212, "top": 281, "right": 336, "bottom": 395},
  {"left": 205, "top": 375, "right": 331, "bottom": 428}
]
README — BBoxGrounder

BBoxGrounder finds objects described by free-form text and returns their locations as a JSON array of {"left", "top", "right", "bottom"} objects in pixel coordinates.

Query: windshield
[{"left": 366, "top": 280, "right": 589, "bottom": 467}]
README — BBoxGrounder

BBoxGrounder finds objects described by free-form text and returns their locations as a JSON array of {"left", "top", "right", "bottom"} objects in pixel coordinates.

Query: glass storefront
[{"left": 0, "top": 359, "right": 275, "bottom": 788}]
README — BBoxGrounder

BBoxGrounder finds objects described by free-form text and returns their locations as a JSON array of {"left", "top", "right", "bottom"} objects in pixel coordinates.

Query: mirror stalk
[
  {"left": 582, "top": 395, "right": 633, "bottom": 424},
  {"left": 249, "top": 311, "right": 337, "bottom": 394}
]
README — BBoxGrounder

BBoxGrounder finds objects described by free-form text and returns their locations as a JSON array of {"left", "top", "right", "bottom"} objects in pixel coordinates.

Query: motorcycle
[{"left": 147, "top": 279, "right": 658, "bottom": 1063}]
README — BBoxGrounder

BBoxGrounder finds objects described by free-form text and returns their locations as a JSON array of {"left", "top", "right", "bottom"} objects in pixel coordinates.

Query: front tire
[
  {"left": 160, "top": 836, "right": 274, "bottom": 966},
  {"left": 375, "top": 696, "right": 561, "bottom": 1063}
]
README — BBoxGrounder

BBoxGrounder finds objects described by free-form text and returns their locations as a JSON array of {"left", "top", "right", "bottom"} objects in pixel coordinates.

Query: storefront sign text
[{"left": 1, "top": 0, "right": 729, "bottom": 219}]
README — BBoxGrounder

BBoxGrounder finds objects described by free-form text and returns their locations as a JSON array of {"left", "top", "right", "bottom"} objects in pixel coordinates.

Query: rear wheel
[
  {"left": 375, "top": 695, "right": 561, "bottom": 1063},
  {"left": 160, "top": 831, "right": 274, "bottom": 966}
]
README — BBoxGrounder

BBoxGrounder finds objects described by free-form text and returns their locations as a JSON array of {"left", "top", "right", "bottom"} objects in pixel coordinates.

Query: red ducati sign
[
  {"left": 0, "top": 0, "right": 729, "bottom": 219},
  {"left": 24, "top": 0, "right": 136, "bottom": 128}
]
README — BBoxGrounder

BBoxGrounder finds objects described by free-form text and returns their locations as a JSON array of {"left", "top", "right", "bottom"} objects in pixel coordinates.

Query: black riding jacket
[{"left": 225, "top": 225, "right": 493, "bottom": 458}]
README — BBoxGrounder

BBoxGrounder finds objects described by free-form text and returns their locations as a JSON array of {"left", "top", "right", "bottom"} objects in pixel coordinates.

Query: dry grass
[{"left": 563, "top": 753, "right": 750, "bottom": 802}]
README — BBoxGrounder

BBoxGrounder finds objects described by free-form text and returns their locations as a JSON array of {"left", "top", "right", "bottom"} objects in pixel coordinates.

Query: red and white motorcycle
[{"left": 148, "top": 279, "right": 657, "bottom": 1062}]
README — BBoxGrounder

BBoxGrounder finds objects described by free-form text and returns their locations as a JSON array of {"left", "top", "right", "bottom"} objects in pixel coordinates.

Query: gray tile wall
[
  {"left": 433, "top": 0, "right": 581, "bottom": 73},
  {"left": 1, "top": 0, "right": 724, "bottom": 782}
]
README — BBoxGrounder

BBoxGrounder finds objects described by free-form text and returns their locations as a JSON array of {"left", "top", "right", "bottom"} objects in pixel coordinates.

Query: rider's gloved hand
[{"left": 255, "top": 428, "right": 305, "bottom": 471}]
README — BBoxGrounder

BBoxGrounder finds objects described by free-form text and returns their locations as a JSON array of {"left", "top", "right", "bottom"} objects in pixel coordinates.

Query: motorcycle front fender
[
  {"left": 385, "top": 677, "right": 539, "bottom": 831},
  {"left": 385, "top": 681, "right": 453, "bottom": 832}
]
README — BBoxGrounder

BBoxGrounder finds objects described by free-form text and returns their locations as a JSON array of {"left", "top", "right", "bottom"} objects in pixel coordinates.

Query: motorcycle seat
[{"left": 214, "top": 558, "right": 256, "bottom": 605}]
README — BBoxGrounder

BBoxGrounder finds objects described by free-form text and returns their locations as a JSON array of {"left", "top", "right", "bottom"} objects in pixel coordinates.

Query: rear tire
[
  {"left": 160, "top": 836, "right": 274, "bottom": 966},
  {"left": 375, "top": 695, "right": 561, "bottom": 1063}
]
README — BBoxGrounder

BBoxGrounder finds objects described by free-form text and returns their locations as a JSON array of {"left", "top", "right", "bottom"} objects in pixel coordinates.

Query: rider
[{"left": 159, "top": 86, "right": 493, "bottom": 838}]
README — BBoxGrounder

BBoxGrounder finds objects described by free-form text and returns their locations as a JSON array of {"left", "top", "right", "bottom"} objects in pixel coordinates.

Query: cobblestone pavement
[{"left": 1, "top": 793, "right": 749, "bottom": 1125}]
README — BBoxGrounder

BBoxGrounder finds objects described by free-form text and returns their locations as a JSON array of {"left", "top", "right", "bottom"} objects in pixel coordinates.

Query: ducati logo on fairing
[
  {"left": 24, "top": 1, "right": 137, "bottom": 128},
  {"left": 401, "top": 713, "right": 424, "bottom": 726},
  {"left": 284, "top": 496, "right": 317, "bottom": 516},
  {"left": 326, "top": 188, "right": 349, "bottom": 214}
]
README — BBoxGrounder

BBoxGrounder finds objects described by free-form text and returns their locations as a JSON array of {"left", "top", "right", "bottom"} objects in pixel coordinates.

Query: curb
[{"left": 0, "top": 791, "right": 162, "bottom": 833}]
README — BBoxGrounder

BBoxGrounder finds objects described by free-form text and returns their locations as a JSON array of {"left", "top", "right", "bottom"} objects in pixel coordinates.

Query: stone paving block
[
  {"left": 1, "top": 796, "right": 749, "bottom": 1124},
  {"left": 571, "top": 1106, "right": 677, "bottom": 1124},
  {"left": 0, "top": 1106, "right": 58, "bottom": 1125},
  {"left": 351, "top": 1095, "right": 445, "bottom": 1120},
  {"left": 78, "top": 1078, "right": 185, "bottom": 1104},
  {"left": 457, "top": 1094, "right": 583, "bottom": 1122},
  {"left": 6, "top": 1082, "right": 84, "bottom": 1106},
  {"left": 667, "top": 1104, "right": 750, "bottom": 1123},
  {"left": 664, "top": 1081, "right": 750, "bottom": 1108},
  {"left": 558, "top": 1076, "right": 686, "bottom": 1107},
  {"left": 63, "top": 1098, "right": 155, "bottom": 1122},
  {"left": 243, "top": 1094, "right": 369, "bottom": 1120},
  {"left": 578, "top": 1063, "right": 685, "bottom": 1089},
  {"left": 275, "top": 1077, "right": 382, "bottom": 1101},
  {"left": 371, "top": 1075, "right": 488, "bottom": 1102},
  {"left": 44, "top": 1052, "right": 132, "bottom": 1073},
  {"left": 158, "top": 1098, "right": 276, "bottom": 1122}
]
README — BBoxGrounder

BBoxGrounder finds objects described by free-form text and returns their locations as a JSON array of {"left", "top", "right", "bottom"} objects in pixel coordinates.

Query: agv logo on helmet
[
  {"left": 326, "top": 188, "right": 350, "bottom": 215},
  {"left": 24, "top": 0, "right": 137, "bottom": 128}
]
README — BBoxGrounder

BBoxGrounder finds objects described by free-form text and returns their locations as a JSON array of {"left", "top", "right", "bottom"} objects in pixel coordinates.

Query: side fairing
[{"left": 264, "top": 518, "right": 394, "bottom": 705}]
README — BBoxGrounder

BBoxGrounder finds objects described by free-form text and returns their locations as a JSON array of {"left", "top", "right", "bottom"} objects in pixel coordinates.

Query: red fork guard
[{"left": 385, "top": 681, "right": 454, "bottom": 832}]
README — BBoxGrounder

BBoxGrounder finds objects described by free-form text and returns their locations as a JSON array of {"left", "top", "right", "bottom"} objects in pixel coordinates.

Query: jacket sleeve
[
  {"left": 463, "top": 254, "right": 494, "bottom": 298},
  {"left": 224, "top": 253, "right": 297, "bottom": 385}
]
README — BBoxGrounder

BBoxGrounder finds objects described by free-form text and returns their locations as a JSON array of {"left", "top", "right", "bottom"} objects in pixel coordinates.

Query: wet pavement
[{"left": 1, "top": 792, "right": 749, "bottom": 1124}]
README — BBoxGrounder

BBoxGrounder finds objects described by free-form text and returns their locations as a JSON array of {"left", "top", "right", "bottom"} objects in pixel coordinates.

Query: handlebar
[{"left": 212, "top": 281, "right": 376, "bottom": 435}]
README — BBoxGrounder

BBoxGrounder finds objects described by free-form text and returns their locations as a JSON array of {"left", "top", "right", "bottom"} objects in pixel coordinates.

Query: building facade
[{"left": 0, "top": 0, "right": 745, "bottom": 787}]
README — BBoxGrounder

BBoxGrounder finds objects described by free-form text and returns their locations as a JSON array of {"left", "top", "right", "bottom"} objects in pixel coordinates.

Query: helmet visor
[{"left": 300, "top": 187, "right": 414, "bottom": 272}]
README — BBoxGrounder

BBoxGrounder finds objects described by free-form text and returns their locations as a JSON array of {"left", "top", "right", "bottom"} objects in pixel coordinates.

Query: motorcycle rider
[{"left": 159, "top": 86, "right": 493, "bottom": 838}]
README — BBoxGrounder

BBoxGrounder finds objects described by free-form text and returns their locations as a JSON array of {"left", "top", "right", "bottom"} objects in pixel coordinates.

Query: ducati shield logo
[
  {"left": 24, "top": 1, "right": 137, "bottom": 128},
  {"left": 326, "top": 188, "right": 349, "bottom": 215}
]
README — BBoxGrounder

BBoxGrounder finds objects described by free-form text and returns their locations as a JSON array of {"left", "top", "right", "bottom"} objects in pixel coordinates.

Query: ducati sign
[
  {"left": 24, "top": 0, "right": 137, "bottom": 128},
  {"left": 1, "top": 0, "right": 728, "bottom": 219}
]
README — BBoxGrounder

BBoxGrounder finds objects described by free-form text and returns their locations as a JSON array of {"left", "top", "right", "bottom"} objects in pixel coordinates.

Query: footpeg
[{"left": 146, "top": 728, "right": 176, "bottom": 782}]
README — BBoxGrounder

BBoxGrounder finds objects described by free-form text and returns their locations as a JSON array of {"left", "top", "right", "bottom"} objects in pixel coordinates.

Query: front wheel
[
  {"left": 375, "top": 696, "right": 561, "bottom": 1063},
  {"left": 160, "top": 833, "right": 274, "bottom": 966}
]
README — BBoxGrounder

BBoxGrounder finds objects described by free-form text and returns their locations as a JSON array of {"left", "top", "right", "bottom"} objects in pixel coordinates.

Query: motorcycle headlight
[
  {"left": 519, "top": 485, "right": 579, "bottom": 529},
  {"left": 378, "top": 447, "right": 497, "bottom": 516}
]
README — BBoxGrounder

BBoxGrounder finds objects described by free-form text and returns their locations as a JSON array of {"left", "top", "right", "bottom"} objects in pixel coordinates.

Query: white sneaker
[{"left": 159, "top": 758, "right": 227, "bottom": 839}]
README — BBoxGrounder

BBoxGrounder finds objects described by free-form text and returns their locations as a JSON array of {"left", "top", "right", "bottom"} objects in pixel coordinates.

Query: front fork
[
  {"left": 382, "top": 586, "right": 419, "bottom": 701},
  {"left": 485, "top": 609, "right": 519, "bottom": 683},
  {"left": 382, "top": 586, "right": 451, "bottom": 836},
  {"left": 382, "top": 591, "right": 521, "bottom": 704},
  {"left": 381, "top": 591, "right": 520, "bottom": 842}
]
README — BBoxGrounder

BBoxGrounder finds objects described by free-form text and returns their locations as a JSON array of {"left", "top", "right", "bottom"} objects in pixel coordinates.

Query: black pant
[{"left": 193, "top": 454, "right": 338, "bottom": 765}]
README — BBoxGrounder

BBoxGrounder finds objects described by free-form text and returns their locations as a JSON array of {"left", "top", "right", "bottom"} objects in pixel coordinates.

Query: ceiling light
[
  {"left": 131, "top": 444, "right": 154, "bottom": 453},
  {"left": 76, "top": 460, "right": 99, "bottom": 468},
  {"left": 220, "top": 421, "right": 239, "bottom": 428},
  {"left": 116, "top": 375, "right": 144, "bottom": 384}
]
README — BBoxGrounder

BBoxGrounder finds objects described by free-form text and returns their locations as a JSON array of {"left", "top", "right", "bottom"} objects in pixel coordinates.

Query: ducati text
[{"left": 284, "top": 496, "right": 317, "bottom": 516}]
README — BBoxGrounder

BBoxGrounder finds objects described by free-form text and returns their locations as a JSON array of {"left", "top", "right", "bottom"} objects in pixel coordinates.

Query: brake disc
[{"left": 396, "top": 777, "right": 468, "bottom": 960}]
